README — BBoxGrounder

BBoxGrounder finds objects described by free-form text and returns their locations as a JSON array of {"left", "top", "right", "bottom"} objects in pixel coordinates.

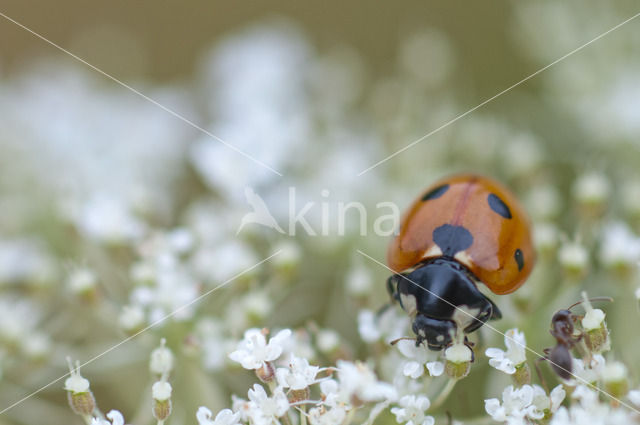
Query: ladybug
[{"left": 387, "top": 174, "right": 535, "bottom": 350}]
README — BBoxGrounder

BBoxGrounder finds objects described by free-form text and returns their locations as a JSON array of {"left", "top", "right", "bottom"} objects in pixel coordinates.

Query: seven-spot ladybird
[{"left": 386, "top": 174, "right": 536, "bottom": 350}]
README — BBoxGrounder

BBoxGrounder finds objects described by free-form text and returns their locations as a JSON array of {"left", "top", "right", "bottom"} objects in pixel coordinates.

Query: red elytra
[{"left": 388, "top": 174, "right": 535, "bottom": 295}]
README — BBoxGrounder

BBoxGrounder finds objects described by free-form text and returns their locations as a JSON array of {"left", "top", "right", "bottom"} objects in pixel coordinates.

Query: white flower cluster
[
  {"left": 196, "top": 326, "right": 440, "bottom": 425},
  {"left": 485, "top": 384, "right": 565, "bottom": 424}
]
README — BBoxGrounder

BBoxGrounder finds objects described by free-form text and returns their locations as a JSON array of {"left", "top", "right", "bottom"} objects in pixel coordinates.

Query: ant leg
[{"left": 534, "top": 356, "right": 550, "bottom": 393}]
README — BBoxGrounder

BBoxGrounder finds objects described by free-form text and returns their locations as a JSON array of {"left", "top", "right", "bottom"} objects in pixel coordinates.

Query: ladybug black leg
[
  {"left": 386, "top": 274, "right": 401, "bottom": 303},
  {"left": 375, "top": 303, "right": 392, "bottom": 318},
  {"left": 464, "top": 337, "right": 476, "bottom": 363},
  {"left": 376, "top": 275, "right": 402, "bottom": 318}
]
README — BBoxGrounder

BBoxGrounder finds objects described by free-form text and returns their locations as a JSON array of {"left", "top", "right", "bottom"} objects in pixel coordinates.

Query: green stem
[
  {"left": 431, "top": 378, "right": 458, "bottom": 409},
  {"left": 300, "top": 407, "right": 307, "bottom": 425}
]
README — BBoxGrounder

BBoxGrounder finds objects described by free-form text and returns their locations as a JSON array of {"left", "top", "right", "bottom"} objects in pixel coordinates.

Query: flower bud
[
  {"left": 534, "top": 223, "right": 558, "bottom": 256},
  {"left": 580, "top": 292, "right": 610, "bottom": 353},
  {"left": 273, "top": 241, "right": 301, "bottom": 276},
  {"left": 558, "top": 241, "right": 588, "bottom": 280},
  {"left": 603, "top": 361, "right": 629, "bottom": 398},
  {"left": 152, "top": 381, "right": 172, "bottom": 421},
  {"left": 444, "top": 341, "right": 472, "bottom": 379},
  {"left": 67, "top": 268, "right": 98, "bottom": 302},
  {"left": 513, "top": 362, "right": 531, "bottom": 386},
  {"left": 119, "top": 305, "right": 145, "bottom": 334},
  {"left": 256, "top": 361, "right": 276, "bottom": 383},
  {"left": 150, "top": 338, "right": 174, "bottom": 376},
  {"left": 64, "top": 358, "right": 96, "bottom": 416},
  {"left": 573, "top": 173, "right": 609, "bottom": 217},
  {"left": 288, "top": 387, "right": 310, "bottom": 404}
]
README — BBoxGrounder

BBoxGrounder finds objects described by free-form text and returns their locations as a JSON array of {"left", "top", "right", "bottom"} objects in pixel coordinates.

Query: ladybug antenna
[
  {"left": 567, "top": 296, "right": 613, "bottom": 311},
  {"left": 389, "top": 336, "right": 416, "bottom": 346}
]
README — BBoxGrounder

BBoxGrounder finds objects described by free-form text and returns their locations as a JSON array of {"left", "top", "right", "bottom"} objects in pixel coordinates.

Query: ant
[{"left": 537, "top": 296, "right": 612, "bottom": 382}]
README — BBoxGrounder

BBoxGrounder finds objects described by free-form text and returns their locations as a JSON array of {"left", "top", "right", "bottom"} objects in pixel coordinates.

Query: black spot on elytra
[
  {"left": 514, "top": 248, "right": 524, "bottom": 271},
  {"left": 432, "top": 224, "right": 473, "bottom": 257},
  {"left": 421, "top": 184, "right": 449, "bottom": 201},
  {"left": 488, "top": 193, "right": 512, "bottom": 219}
]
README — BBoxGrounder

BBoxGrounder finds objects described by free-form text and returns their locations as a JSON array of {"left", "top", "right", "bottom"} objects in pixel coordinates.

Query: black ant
[{"left": 537, "top": 297, "right": 612, "bottom": 381}]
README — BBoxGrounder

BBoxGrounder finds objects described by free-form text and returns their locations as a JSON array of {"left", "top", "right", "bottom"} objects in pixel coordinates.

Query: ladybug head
[{"left": 391, "top": 258, "right": 501, "bottom": 350}]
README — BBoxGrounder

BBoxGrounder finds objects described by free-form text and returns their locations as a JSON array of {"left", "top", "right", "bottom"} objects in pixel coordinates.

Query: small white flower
[
  {"left": 628, "top": 389, "right": 640, "bottom": 407},
  {"left": 485, "top": 385, "right": 542, "bottom": 423},
  {"left": 71, "top": 195, "right": 145, "bottom": 244},
  {"left": 316, "top": 329, "right": 340, "bottom": 353},
  {"left": 246, "top": 384, "right": 289, "bottom": 425},
  {"left": 308, "top": 405, "right": 347, "bottom": 425},
  {"left": 118, "top": 305, "right": 145, "bottom": 332},
  {"left": 66, "top": 267, "right": 97, "bottom": 294},
  {"left": 91, "top": 410, "right": 125, "bottom": 425},
  {"left": 599, "top": 222, "right": 640, "bottom": 268},
  {"left": 358, "top": 310, "right": 381, "bottom": 342},
  {"left": 573, "top": 173, "right": 609, "bottom": 205},
  {"left": 558, "top": 241, "right": 588, "bottom": 272},
  {"left": 319, "top": 378, "right": 340, "bottom": 408},
  {"left": 567, "top": 354, "right": 606, "bottom": 386},
  {"left": 276, "top": 354, "right": 319, "bottom": 390},
  {"left": 485, "top": 328, "right": 527, "bottom": 374},
  {"left": 64, "top": 359, "right": 90, "bottom": 393},
  {"left": 549, "top": 384, "right": 634, "bottom": 424},
  {"left": 602, "top": 361, "right": 627, "bottom": 384},
  {"left": 391, "top": 395, "right": 435, "bottom": 425},
  {"left": 196, "top": 406, "right": 241, "bottom": 425},
  {"left": 152, "top": 381, "right": 172, "bottom": 401},
  {"left": 534, "top": 222, "right": 559, "bottom": 251},
  {"left": 335, "top": 360, "right": 397, "bottom": 403},
  {"left": 229, "top": 328, "right": 292, "bottom": 370},
  {"left": 357, "top": 308, "right": 409, "bottom": 343},
  {"left": 150, "top": 339, "right": 174, "bottom": 376},
  {"left": 444, "top": 341, "right": 472, "bottom": 363},
  {"left": 395, "top": 339, "right": 443, "bottom": 378},
  {"left": 346, "top": 263, "right": 373, "bottom": 296},
  {"left": 529, "top": 384, "right": 565, "bottom": 419},
  {"left": 425, "top": 361, "right": 444, "bottom": 377}
]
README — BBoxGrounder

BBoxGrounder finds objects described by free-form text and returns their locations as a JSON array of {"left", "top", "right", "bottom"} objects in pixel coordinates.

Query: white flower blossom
[
  {"left": 357, "top": 308, "right": 409, "bottom": 343},
  {"left": 246, "top": 384, "right": 289, "bottom": 425},
  {"left": 229, "top": 328, "right": 292, "bottom": 370},
  {"left": 395, "top": 339, "right": 444, "bottom": 378},
  {"left": 276, "top": 354, "right": 319, "bottom": 390},
  {"left": 197, "top": 407, "right": 241, "bottom": 425},
  {"left": 91, "top": 410, "right": 125, "bottom": 425},
  {"left": 64, "top": 359, "right": 90, "bottom": 394},
  {"left": 550, "top": 385, "right": 634, "bottom": 425},
  {"left": 485, "top": 384, "right": 561, "bottom": 424},
  {"left": 599, "top": 222, "right": 640, "bottom": 269},
  {"left": 308, "top": 405, "right": 347, "bottom": 425},
  {"left": 333, "top": 360, "right": 398, "bottom": 403},
  {"left": 152, "top": 381, "right": 172, "bottom": 401},
  {"left": 391, "top": 395, "right": 435, "bottom": 425},
  {"left": 150, "top": 339, "right": 174, "bottom": 376},
  {"left": 485, "top": 328, "right": 527, "bottom": 374},
  {"left": 565, "top": 354, "right": 606, "bottom": 386},
  {"left": 629, "top": 389, "right": 640, "bottom": 407}
]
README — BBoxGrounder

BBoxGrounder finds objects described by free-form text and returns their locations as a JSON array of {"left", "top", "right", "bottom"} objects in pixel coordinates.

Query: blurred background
[{"left": 1, "top": 1, "right": 640, "bottom": 424}]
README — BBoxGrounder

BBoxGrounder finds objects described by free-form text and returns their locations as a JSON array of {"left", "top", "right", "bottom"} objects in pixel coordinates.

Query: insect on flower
[
  {"left": 538, "top": 296, "right": 612, "bottom": 380},
  {"left": 386, "top": 174, "right": 536, "bottom": 350}
]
